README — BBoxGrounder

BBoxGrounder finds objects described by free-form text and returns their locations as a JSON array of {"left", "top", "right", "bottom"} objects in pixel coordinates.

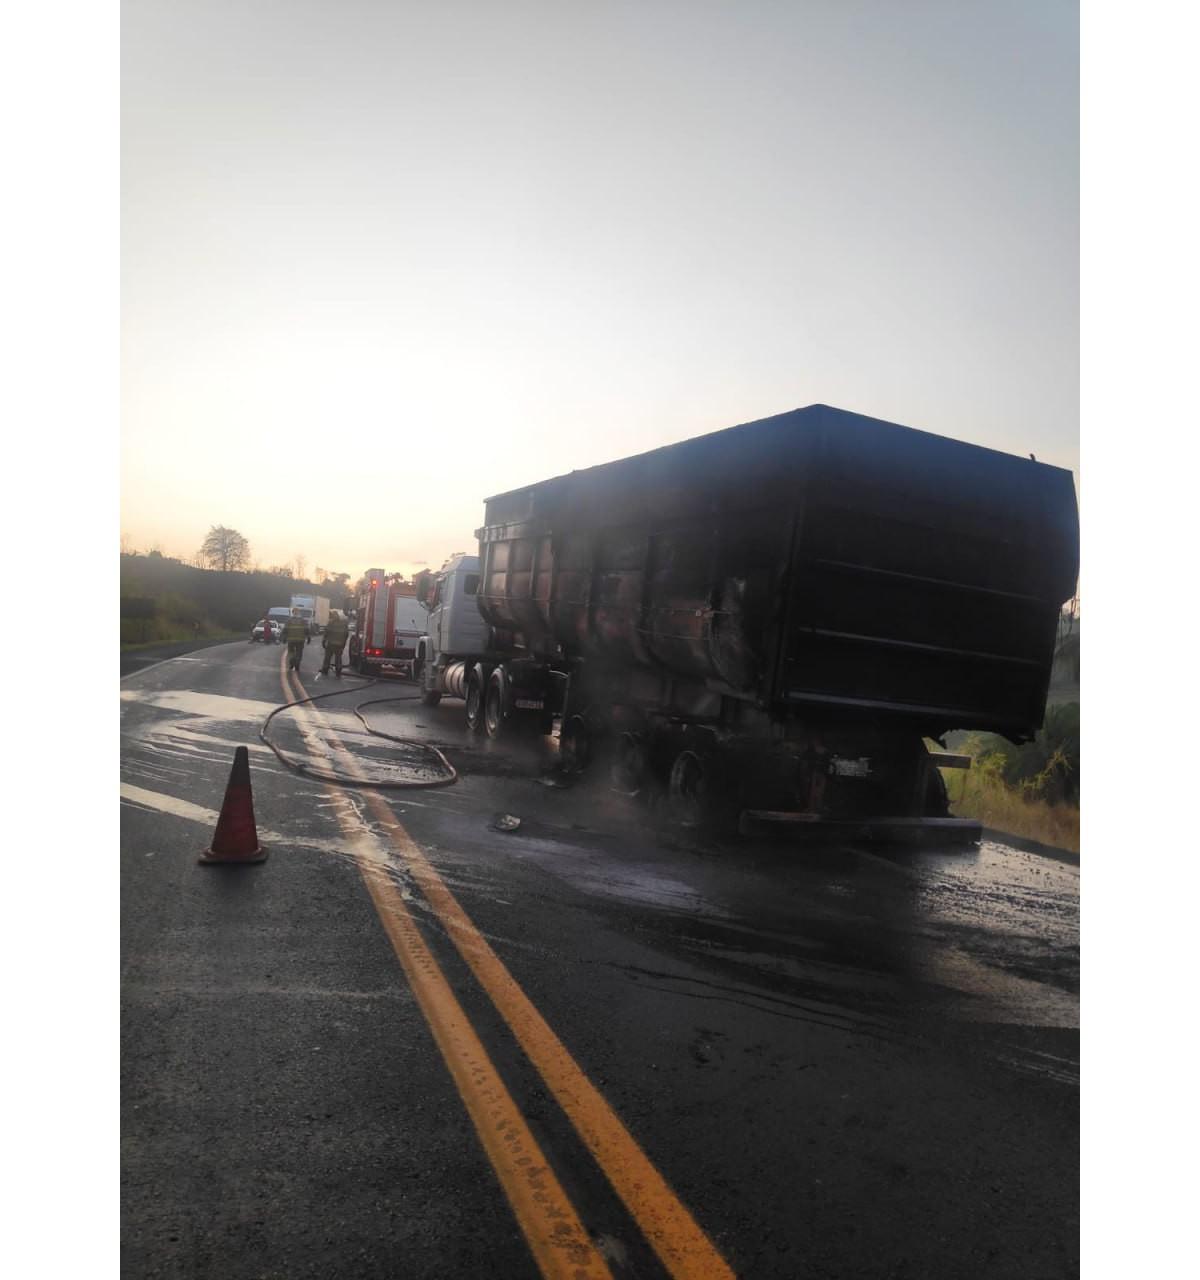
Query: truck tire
[
  {"left": 560, "top": 714, "right": 591, "bottom": 773},
  {"left": 925, "top": 761, "right": 951, "bottom": 817},
  {"left": 484, "top": 668, "right": 507, "bottom": 739},
  {"left": 668, "top": 749, "right": 708, "bottom": 827},
  {"left": 465, "top": 668, "right": 486, "bottom": 733},
  {"left": 610, "top": 731, "right": 646, "bottom": 795}
]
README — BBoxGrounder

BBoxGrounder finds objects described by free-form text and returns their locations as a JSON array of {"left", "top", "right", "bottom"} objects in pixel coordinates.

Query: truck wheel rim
[{"left": 485, "top": 684, "right": 502, "bottom": 736}]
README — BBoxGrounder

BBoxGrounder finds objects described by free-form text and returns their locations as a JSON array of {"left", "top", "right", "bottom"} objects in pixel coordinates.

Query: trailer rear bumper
[
  {"left": 738, "top": 810, "right": 982, "bottom": 845},
  {"left": 361, "top": 656, "right": 416, "bottom": 677}
]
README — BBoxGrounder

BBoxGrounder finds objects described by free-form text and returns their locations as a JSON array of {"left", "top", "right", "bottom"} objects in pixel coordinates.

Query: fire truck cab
[{"left": 349, "top": 568, "right": 427, "bottom": 677}]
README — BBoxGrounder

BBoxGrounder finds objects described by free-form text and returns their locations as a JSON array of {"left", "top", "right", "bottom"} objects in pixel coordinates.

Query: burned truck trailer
[{"left": 469, "top": 404, "right": 1078, "bottom": 832}]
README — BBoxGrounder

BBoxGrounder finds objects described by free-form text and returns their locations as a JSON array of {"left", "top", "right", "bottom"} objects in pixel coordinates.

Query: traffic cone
[{"left": 199, "top": 746, "right": 268, "bottom": 864}]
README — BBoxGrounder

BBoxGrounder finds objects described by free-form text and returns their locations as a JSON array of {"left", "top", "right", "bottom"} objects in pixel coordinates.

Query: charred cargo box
[{"left": 476, "top": 404, "right": 1078, "bottom": 743}]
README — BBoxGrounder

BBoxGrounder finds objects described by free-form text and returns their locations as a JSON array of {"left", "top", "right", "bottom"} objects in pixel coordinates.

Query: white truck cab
[
  {"left": 414, "top": 552, "right": 559, "bottom": 737},
  {"left": 414, "top": 555, "right": 489, "bottom": 706},
  {"left": 426, "top": 556, "right": 489, "bottom": 658}
]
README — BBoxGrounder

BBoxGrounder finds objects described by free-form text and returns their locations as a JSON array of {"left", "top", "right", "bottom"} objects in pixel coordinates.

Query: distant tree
[
  {"left": 266, "top": 564, "right": 293, "bottom": 579},
  {"left": 198, "top": 525, "right": 251, "bottom": 573}
]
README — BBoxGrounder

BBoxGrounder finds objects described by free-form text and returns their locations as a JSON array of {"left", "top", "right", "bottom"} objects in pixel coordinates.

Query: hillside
[{"left": 120, "top": 553, "right": 354, "bottom": 646}]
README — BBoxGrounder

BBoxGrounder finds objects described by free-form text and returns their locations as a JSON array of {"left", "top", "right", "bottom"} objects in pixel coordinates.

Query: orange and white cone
[{"left": 199, "top": 746, "right": 268, "bottom": 864}]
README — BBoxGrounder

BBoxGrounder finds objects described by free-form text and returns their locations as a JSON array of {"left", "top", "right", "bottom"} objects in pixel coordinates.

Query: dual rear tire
[
  {"left": 469, "top": 666, "right": 553, "bottom": 741},
  {"left": 465, "top": 668, "right": 486, "bottom": 733},
  {"left": 484, "top": 669, "right": 505, "bottom": 738}
]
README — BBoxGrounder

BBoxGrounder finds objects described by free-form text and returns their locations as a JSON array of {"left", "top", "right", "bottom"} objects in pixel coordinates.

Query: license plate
[
  {"left": 830, "top": 757, "right": 871, "bottom": 778},
  {"left": 514, "top": 698, "right": 544, "bottom": 710}
]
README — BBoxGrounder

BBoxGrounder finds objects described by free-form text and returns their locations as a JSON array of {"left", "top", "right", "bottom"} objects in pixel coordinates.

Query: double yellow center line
[{"left": 281, "top": 659, "right": 734, "bottom": 1279}]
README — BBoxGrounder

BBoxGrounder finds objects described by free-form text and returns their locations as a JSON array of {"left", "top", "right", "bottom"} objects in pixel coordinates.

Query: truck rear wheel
[
  {"left": 484, "top": 668, "right": 507, "bottom": 739},
  {"left": 465, "top": 669, "right": 485, "bottom": 733},
  {"left": 924, "top": 761, "right": 950, "bottom": 817},
  {"left": 610, "top": 731, "right": 646, "bottom": 795},
  {"left": 668, "top": 749, "right": 708, "bottom": 827},
  {"left": 560, "top": 714, "right": 591, "bottom": 773}
]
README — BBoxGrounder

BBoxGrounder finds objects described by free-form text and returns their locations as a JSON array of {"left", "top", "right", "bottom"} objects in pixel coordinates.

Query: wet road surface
[{"left": 121, "top": 641, "right": 1078, "bottom": 1279}]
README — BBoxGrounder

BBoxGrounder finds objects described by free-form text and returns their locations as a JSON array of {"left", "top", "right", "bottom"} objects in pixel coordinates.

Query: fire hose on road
[{"left": 260, "top": 675, "right": 459, "bottom": 789}]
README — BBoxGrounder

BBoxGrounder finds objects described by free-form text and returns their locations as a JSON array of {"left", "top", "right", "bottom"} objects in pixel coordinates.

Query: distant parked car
[{"left": 250, "top": 619, "right": 283, "bottom": 643}]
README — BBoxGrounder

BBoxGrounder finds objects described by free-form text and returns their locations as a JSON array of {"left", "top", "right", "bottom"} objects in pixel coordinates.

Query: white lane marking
[
  {"left": 120, "top": 689, "right": 283, "bottom": 721},
  {"left": 119, "top": 783, "right": 354, "bottom": 859},
  {"left": 121, "top": 784, "right": 219, "bottom": 826},
  {"left": 119, "top": 643, "right": 245, "bottom": 682},
  {"left": 123, "top": 982, "right": 410, "bottom": 1001}
]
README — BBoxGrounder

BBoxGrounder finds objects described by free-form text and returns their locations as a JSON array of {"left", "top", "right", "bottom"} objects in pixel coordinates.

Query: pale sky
[{"left": 121, "top": 0, "right": 1078, "bottom": 580}]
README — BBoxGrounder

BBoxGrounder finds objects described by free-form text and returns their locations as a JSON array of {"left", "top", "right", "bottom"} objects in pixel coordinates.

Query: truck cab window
[{"left": 463, "top": 574, "right": 480, "bottom": 596}]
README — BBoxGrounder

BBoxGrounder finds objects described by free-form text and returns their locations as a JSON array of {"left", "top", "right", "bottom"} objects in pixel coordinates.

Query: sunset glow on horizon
[{"left": 122, "top": 0, "right": 1078, "bottom": 578}]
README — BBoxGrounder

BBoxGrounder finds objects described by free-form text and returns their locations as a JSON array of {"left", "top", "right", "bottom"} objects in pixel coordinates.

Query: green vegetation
[
  {"left": 120, "top": 550, "right": 355, "bottom": 649},
  {"left": 940, "top": 701, "right": 1080, "bottom": 852}
]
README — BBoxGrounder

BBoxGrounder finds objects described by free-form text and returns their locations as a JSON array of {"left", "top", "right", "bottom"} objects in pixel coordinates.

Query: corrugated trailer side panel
[
  {"left": 477, "top": 405, "right": 1078, "bottom": 738},
  {"left": 774, "top": 409, "right": 1077, "bottom": 733}
]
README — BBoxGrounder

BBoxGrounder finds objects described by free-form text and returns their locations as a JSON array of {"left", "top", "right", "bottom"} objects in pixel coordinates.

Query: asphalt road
[{"left": 121, "top": 640, "right": 1079, "bottom": 1279}]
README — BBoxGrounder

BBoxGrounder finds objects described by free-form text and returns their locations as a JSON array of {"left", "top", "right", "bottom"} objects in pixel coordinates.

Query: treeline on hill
[{"left": 120, "top": 553, "right": 356, "bottom": 646}]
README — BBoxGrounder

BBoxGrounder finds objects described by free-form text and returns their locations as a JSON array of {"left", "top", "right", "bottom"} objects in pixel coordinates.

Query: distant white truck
[{"left": 290, "top": 594, "right": 330, "bottom": 636}]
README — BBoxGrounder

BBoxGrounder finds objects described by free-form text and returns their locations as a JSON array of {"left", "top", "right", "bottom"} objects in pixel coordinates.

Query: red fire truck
[{"left": 348, "top": 568, "right": 427, "bottom": 677}]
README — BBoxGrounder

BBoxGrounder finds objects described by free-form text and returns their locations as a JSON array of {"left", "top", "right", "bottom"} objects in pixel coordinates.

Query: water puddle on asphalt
[
  {"left": 123, "top": 695, "right": 458, "bottom": 802},
  {"left": 918, "top": 945, "right": 1079, "bottom": 1028},
  {"left": 438, "top": 822, "right": 732, "bottom": 919},
  {"left": 119, "top": 781, "right": 413, "bottom": 878},
  {"left": 121, "top": 689, "right": 283, "bottom": 722}
]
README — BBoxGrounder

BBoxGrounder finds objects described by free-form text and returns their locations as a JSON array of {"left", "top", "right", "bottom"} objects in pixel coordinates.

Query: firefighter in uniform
[
  {"left": 284, "top": 608, "right": 308, "bottom": 671},
  {"left": 321, "top": 610, "right": 350, "bottom": 677}
]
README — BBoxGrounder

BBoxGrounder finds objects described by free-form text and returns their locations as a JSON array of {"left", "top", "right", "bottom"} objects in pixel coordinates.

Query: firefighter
[
  {"left": 321, "top": 610, "right": 350, "bottom": 677},
  {"left": 284, "top": 608, "right": 308, "bottom": 671}
]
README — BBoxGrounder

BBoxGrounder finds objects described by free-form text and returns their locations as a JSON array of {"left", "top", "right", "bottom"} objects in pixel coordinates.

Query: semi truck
[
  {"left": 290, "top": 594, "right": 330, "bottom": 635},
  {"left": 349, "top": 570, "right": 427, "bottom": 676},
  {"left": 413, "top": 404, "right": 1079, "bottom": 836}
]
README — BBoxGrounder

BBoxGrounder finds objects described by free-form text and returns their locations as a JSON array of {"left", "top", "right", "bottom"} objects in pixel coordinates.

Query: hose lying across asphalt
[{"left": 260, "top": 672, "right": 459, "bottom": 790}]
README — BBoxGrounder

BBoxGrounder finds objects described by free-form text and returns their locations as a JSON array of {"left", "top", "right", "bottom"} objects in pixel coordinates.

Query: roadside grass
[
  {"left": 942, "top": 758, "right": 1080, "bottom": 853},
  {"left": 120, "top": 627, "right": 243, "bottom": 651},
  {"left": 936, "top": 701, "right": 1080, "bottom": 853}
]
